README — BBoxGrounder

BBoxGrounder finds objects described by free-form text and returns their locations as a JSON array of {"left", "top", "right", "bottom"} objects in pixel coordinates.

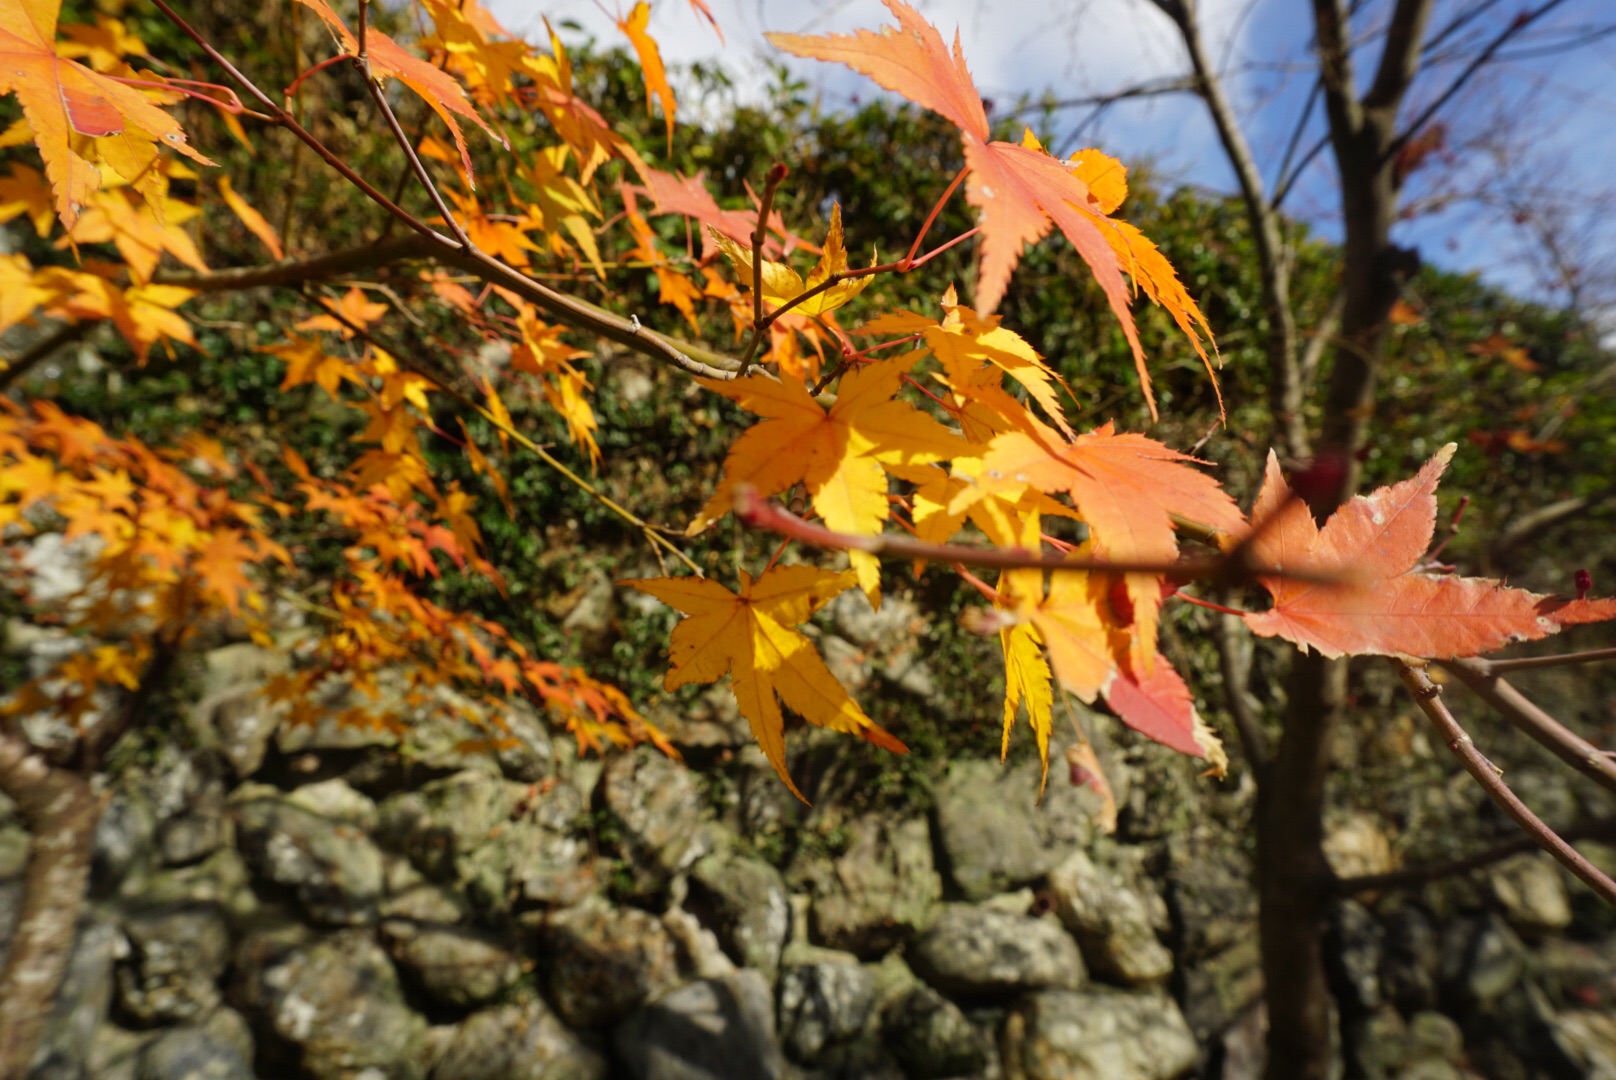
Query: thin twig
[
  {"left": 310, "top": 296, "right": 703, "bottom": 575},
  {"left": 1441, "top": 656, "right": 1616, "bottom": 795},
  {"left": 1393, "top": 659, "right": 1616, "bottom": 906},
  {"left": 0, "top": 321, "right": 89, "bottom": 391},
  {"left": 147, "top": 0, "right": 739, "bottom": 383},
  {"left": 1473, "top": 646, "right": 1616, "bottom": 675},
  {"left": 364, "top": 76, "right": 471, "bottom": 248},
  {"left": 739, "top": 164, "right": 788, "bottom": 371}
]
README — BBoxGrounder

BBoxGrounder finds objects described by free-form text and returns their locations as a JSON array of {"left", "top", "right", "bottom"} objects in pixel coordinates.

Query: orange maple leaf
[
  {"left": 624, "top": 162, "right": 814, "bottom": 261},
  {"left": 769, "top": 1, "right": 1214, "bottom": 416},
  {"left": 617, "top": 1, "right": 675, "bottom": 151},
  {"left": 626, "top": 566, "right": 906, "bottom": 800},
  {"left": 293, "top": 0, "right": 504, "bottom": 187},
  {"left": 690, "top": 356, "right": 962, "bottom": 601},
  {"left": 1239, "top": 444, "right": 1616, "bottom": 658},
  {"left": 958, "top": 417, "right": 1244, "bottom": 669},
  {"left": 0, "top": 0, "right": 212, "bottom": 228},
  {"left": 217, "top": 175, "right": 283, "bottom": 260}
]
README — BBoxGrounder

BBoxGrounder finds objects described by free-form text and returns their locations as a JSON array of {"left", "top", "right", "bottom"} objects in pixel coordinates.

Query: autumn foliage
[{"left": 2, "top": 0, "right": 1612, "bottom": 807}]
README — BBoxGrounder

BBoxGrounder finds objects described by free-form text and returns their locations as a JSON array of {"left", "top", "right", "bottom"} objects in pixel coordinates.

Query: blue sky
[{"left": 493, "top": 0, "right": 1616, "bottom": 321}]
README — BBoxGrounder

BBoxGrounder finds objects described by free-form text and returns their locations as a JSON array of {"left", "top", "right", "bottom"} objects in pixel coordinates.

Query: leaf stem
[{"left": 904, "top": 165, "right": 970, "bottom": 267}]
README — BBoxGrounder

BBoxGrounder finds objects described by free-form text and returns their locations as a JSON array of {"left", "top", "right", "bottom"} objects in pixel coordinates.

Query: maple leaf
[
  {"left": 0, "top": 162, "right": 54, "bottom": 236},
  {"left": 0, "top": 0, "right": 212, "bottom": 228},
  {"left": 958, "top": 417, "right": 1244, "bottom": 669},
  {"left": 217, "top": 175, "right": 283, "bottom": 260},
  {"left": 862, "top": 287, "right": 1072, "bottom": 437},
  {"left": 264, "top": 334, "right": 356, "bottom": 396},
  {"left": 618, "top": 1, "right": 675, "bottom": 151},
  {"left": 296, "top": 286, "right": 388, "bottom": 337},
  {"left": 768, "top": 2, "right": 1214, "bottom": 417},
  {"left": 626, "top": 566, "right": 906, "bottom": 799},
  {"left": 293, "top": 0, "right": 504, "bottom": 187},
  {"left": 624, "top": 162, "right": 814, "bottom": 261},
  {"left": 711, "top": 202, "right": 872, "bottom": 319},
  {"left": 690, "top": 356, "right": 963, "bottom": 601},
  {"left": 1238, "top": 444, "right": 1616, "bottom": 658},
  {"left": 62, "top": 186, "right": 207, "bottom": 284}
]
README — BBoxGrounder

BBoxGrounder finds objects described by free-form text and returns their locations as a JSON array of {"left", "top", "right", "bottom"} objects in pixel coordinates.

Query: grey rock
[
  {"left": 431, "top": 998, "right": 606, "bottom": 1080},
  {"left": 1165, "top": 829, "right": 1259, "bottom": 1039},
  {"left": 910, "top": 906, "right": 1084, "bottom": 996},
  {"left": 115, "top": 905, "right": 231, "bottom": 1025},
  {"left": 83, "top": 1023, "right": 152, "bottom": 1080},
  {"left": 689, "top": 841, "right": 791, "bottom": 980},
  {"left": 777, "top": 956, "right": 874, "bottom": 1063},
  {"left": 381, "top": 918, "right": 522, "bottom": 1008},
  {"left": 129, "top": 849, "right": 258, "bottom": 930},
  {"left": 543, "top": 898, "right": 680, "bottom": 1029},
  {"left": 882, "top": 984, "right": 988, "bottom": 1079},
  {"left": 794, "top": 815, "right": 940, "bottom": 958},
  {"left": 932, "top": 759, "right": 1096, "bottom": 901},
  {"left": 1331, "top": 899, "right": 1383, "bottom": 1013},
  {"left": 94, "top": 789, "right": 157, "bottom": 892},
  {"left": 285, "top": 779, "right": 379, "bottom": 830},
  {"left": 614, "top": 970, "right": 786, "bottom": 1080},
  {"left": 1048, "top": 850, "right": 1173, "bottom": 986},
  {"left": 1380, "top": 905, "right": 1440, "bottom": 1013},
  {"left": 1449, "top": 915, "right": 1525, "bottom": 1005},
  {"left": 603, "top": 748, "right": 711, "bottom": 896},
  {"left": 238, "top": 928, "right": 427, "bottom": 1080},
  {"left": 234, "top": 786, "right": 384, "bottom": 925},
  {"left": 189, "top": 642, "right": 292, "bottom": 778},
  {"left": 135, "top": 1025, "right": 254, "bottom": 1080},
  {"left": 1489, "top": 852, "right": 1572, "bottom": 932},
  {"left": 32, "top": 919, "right": 121, "bottom": 1079},
  {"left": 1551, "top": 1008, "right": 1616, "bottom": 1079},
  {"left": 378, "top": 770, "right": 592, "bottom": 914},
  {"left": 1015, "top": 988, "right": 1198, "bottom": 1080}
]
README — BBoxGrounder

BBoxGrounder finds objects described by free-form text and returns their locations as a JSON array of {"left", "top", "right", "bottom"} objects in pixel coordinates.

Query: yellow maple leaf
[
  {"left": 217, "top": 175, "right": 283, "bottom": 260},
  {"left": 263, "top": 334, "right": 355, "bottom": 396},
  {"left": 625, "top": 565, "right": 906, "bottom": 800},
  {"left": 862, "top": 287, "right": 1072, "bottom": 437},
  {"left": 711, "top": 202, "right": 871, "bottom": 319},
  {"left": 691, "top": 356, "right": 962, "bottom": 602},
  {"left": 0, "top": 0, "right": 212, "bottom": 229},
  {"left": 61, "top": 186, "right": 206, "bottom": 284}
]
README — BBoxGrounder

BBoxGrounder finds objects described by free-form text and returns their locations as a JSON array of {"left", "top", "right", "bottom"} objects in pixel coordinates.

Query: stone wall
[{"left": 2, "top": 628, "right": 1615, "bottom": 1080}]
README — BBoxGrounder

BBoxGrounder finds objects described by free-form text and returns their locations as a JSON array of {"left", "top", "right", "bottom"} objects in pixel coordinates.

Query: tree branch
[
  {"left": 1158, "top": 0, "right": 1308, "bottom": 461},
  {"left": 1335, "top": 814, "right": 1616, "bottom": 895},
  {"left": 1440, "top": 657, "right": 1616, "bottom": 796},
  {"left": 1393, "top": 659, "right": 1616, "bottom": 906},
  {"left": 153, "top": 238, "right": 743, "bottom": 380}
]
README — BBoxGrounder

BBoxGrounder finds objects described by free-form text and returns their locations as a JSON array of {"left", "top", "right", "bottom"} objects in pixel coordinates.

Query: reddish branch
[
  {"left": 1441, "top": 656, "right": 1616, "bottom": 795},
  {"left": 1393, "top": 660, "right": 1616, "bottom": 906},
  {"left": 733, "top": 487, "right": 1337, "bottom": 584}
]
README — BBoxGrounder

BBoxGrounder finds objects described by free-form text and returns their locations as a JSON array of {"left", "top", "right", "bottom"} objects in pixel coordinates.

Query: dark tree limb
[
  {"left": 1336, "top": 815, "right": 1616, "bottom": 895},
  {"left": 0, "top": 732, "right": 100, "bottom": 1080}
]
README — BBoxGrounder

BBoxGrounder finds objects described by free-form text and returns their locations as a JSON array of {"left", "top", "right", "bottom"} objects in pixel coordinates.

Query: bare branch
[
  {"left": 1441, "top": 657, "right": 1616, "bottom": 796},
  {"left": 1386, "top": 0, "right": 1571, "bottom": 166},
  {"left": 0, "top": 321, "right": 89, "bottom": 392},
  {"left": 1393, "top": 659, "right": 1616, "bottom": 906},
  {"left": 1472, "top": 646, "right": 1616, "bottom": 676},
  {"left": 1159, "top": 0, "right": 1308, "bottom": 460},
  {"left": 1366, "top": 0, "right": 1437, "bottom": 110}
]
